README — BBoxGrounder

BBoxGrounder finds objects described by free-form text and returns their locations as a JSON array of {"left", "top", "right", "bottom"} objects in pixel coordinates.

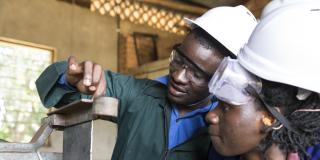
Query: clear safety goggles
[
  {"left": 208, "top": 57, "right": 262, "bottom": 106},
  {"left": 208, "top": 57, "right": 302, "bottom": 134}
]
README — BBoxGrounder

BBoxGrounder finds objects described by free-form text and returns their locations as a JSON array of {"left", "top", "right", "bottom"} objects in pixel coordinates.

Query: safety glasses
[{"left": 169, "top": 44, "right": 211, "bottom": 86}]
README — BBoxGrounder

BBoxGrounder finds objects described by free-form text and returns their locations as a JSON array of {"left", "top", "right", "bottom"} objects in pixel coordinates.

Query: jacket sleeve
[
  {"left": 36, "top": 61, "right": 82, "bottom": 108},
  {"left": 103, "top": 70, "right": 158, "bottom": 119},
  {"left": 36, "top": 61, "right": 157, "bottom": 115}
]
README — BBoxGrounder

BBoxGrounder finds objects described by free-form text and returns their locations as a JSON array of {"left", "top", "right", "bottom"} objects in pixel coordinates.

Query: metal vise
[{"left": 0, "top": 97, "right": 118, "bottom": 160}]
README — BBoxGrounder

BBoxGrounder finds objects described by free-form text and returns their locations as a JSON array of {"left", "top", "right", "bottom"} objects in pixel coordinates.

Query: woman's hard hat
[{"left": 238, "top": 2, "right": 320, "bottom": 93}]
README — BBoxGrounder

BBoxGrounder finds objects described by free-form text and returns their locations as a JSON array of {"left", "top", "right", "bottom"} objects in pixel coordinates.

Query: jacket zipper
[
  {"left": 161, "top": 104, "right": 207, "bottom": 160},
  {"left": 162, "top": 106, "right": 208, "bottom": 160},
  {"left": 162, "top": 104, "right": 170, "bottom": 160},
  {"left": 163, "top": 149, "right": 169, "bottom": 160}
]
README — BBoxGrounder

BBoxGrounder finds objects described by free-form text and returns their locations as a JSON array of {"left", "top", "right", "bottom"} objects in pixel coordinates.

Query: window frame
[{"left": 0, "top": 37, "right": 56, "bottom": 144}]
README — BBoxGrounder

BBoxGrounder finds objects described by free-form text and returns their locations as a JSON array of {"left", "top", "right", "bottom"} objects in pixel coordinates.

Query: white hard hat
[
  {"left": 261, "top": 0, "right": 320, "bottom": 18},
  {"left": 184, "top": 5, "right": 257, "bottom": 56},
  {"left": 238, "top": 2, "right": 320, "bottom": 93}
]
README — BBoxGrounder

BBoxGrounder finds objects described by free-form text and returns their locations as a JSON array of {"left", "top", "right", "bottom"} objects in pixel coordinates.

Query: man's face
[{"left": 167, "top": 32, "right": 225, "bottom": 106}]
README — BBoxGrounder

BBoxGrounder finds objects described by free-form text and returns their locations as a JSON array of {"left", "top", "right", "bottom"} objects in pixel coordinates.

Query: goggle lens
[{"left": 209, "top": 57, "right": 262, "bottom": 105}]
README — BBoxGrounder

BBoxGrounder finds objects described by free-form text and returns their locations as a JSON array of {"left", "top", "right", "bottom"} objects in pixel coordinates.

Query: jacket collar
[
  {"left": 143, "top": 81, "right": 167, "bottom": 97},
  {"left": 143, "top": 81, "right": 168, "bottom": 107}
]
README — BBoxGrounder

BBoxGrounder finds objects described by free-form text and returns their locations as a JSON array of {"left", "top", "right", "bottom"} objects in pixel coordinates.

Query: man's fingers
[
  {"left": 67, "top": 56, "right": 83, "bottom": 75},
  {"left": 66, "top": 56, "right": 84, "bottom": 86},
  {"left": 83, "top": 61, "right": 93, "bottom": 86},
  {"left": 75, "top": 80, "right": 95, "bottom": 94},
  {"left": 93, "top": 71, "right": 106, "bottom": 98},
  {"left": 68, "top": 56, "right": 77, "bottom": 68},
  {"left": 66, "top": 57, "right": 105, "bottom": 97},
  {"left": 89, "top": 86, "right": 96, "bottom": 91},
  {"left": 92, "top": 64, "right": 102, "bottom": 86},
  {"left": 88, "top": 64, "right": 103, "bottom": 92}
]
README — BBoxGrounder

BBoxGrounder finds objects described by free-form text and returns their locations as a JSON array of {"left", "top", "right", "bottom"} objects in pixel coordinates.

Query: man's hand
[{"left": 66, "top": 56, "right": 106, "bottom": 98}]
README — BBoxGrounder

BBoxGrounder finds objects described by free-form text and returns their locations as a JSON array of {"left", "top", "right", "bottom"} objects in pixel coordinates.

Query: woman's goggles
[
  {"left": 208, "top": 57, "right": 262, "bottom": 106},
  {"left": 208, "top": 57, "right": 302, "bottom": 134}
]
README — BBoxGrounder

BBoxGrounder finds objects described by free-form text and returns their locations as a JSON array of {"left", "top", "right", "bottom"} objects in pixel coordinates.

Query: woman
[{"left": 206, "top": 2, "right": 320, "bottom": 160}]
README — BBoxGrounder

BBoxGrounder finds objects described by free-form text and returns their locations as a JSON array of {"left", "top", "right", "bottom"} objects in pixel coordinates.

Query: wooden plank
[{"left": 137, "top": 0, "right": 207, "bottom": 15}]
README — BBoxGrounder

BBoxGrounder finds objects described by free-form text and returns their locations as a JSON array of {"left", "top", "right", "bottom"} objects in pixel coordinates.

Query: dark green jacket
[{"left": 36, "top": 61, "right": 211, "bottom": 160}]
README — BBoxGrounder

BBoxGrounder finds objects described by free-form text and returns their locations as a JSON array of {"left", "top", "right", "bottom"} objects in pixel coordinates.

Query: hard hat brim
[{"left": 184, "top": 17, "right": 198, "bottom": 29}]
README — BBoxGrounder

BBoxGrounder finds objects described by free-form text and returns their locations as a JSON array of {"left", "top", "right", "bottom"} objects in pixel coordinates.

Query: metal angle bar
[
  {"left": 63, "top": 121, "right": 93, "bottom": 160},
  {"left": 0, "top": 118, "right": 53, "bottom": 152}
]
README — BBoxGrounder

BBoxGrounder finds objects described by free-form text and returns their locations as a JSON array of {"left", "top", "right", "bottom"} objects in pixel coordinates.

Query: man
[{"left": 36, "top": 5, "right": 257, "bottom": 160}]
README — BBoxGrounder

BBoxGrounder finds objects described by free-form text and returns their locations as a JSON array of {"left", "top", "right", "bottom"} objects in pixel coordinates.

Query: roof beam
[{"left": 136, "top": 0, "right": 207, "bottom": 15}]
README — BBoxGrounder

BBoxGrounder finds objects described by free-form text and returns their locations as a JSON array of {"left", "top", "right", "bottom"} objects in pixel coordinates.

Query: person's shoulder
[
  {"left": 142, "top": 79, "right": 167, "bottom": 98},
  {"left": 104, "top": 71, "right": 167, "bottom": 96}
]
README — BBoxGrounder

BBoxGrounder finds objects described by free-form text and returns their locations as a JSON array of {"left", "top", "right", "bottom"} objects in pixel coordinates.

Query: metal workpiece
[
  {"left": 93, "top": 96, "right": 118, "bottom": 120},
  {"left": 0, "top": 152, "right": 62, "bottom": 160},
  {"left": 63, "top": 122, "right": 93, "bottom": 160},
  {"left": 0, "top": 118, "right": 61, "bottom": 160},
  {"left": 48, "top": 97, "right": 119, "bottom": 129},
  {"left": 0, "top": 96, "right": 119, "bottom": 160},
  {"left": 58, "top": 97, "right": 118, "bottom": 160},
  {"left": 0, "top": 118, "right": 53, "bottom": 153}
]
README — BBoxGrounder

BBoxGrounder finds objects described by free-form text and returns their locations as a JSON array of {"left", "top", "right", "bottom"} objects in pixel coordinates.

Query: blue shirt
[
  {"left": 169, "top": 97, "right": 216, "bottom": 149},
  {"left": 58, "top": 73, "right": 77, "bottom": 91},
  {"left": 307, "top": 144, "right": 320, "bottom": 160}
]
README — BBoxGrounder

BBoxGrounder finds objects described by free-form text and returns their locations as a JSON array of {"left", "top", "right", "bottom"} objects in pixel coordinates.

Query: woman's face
[{"left": 206, "top": 99, "right": 269, "bottom": 156}]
